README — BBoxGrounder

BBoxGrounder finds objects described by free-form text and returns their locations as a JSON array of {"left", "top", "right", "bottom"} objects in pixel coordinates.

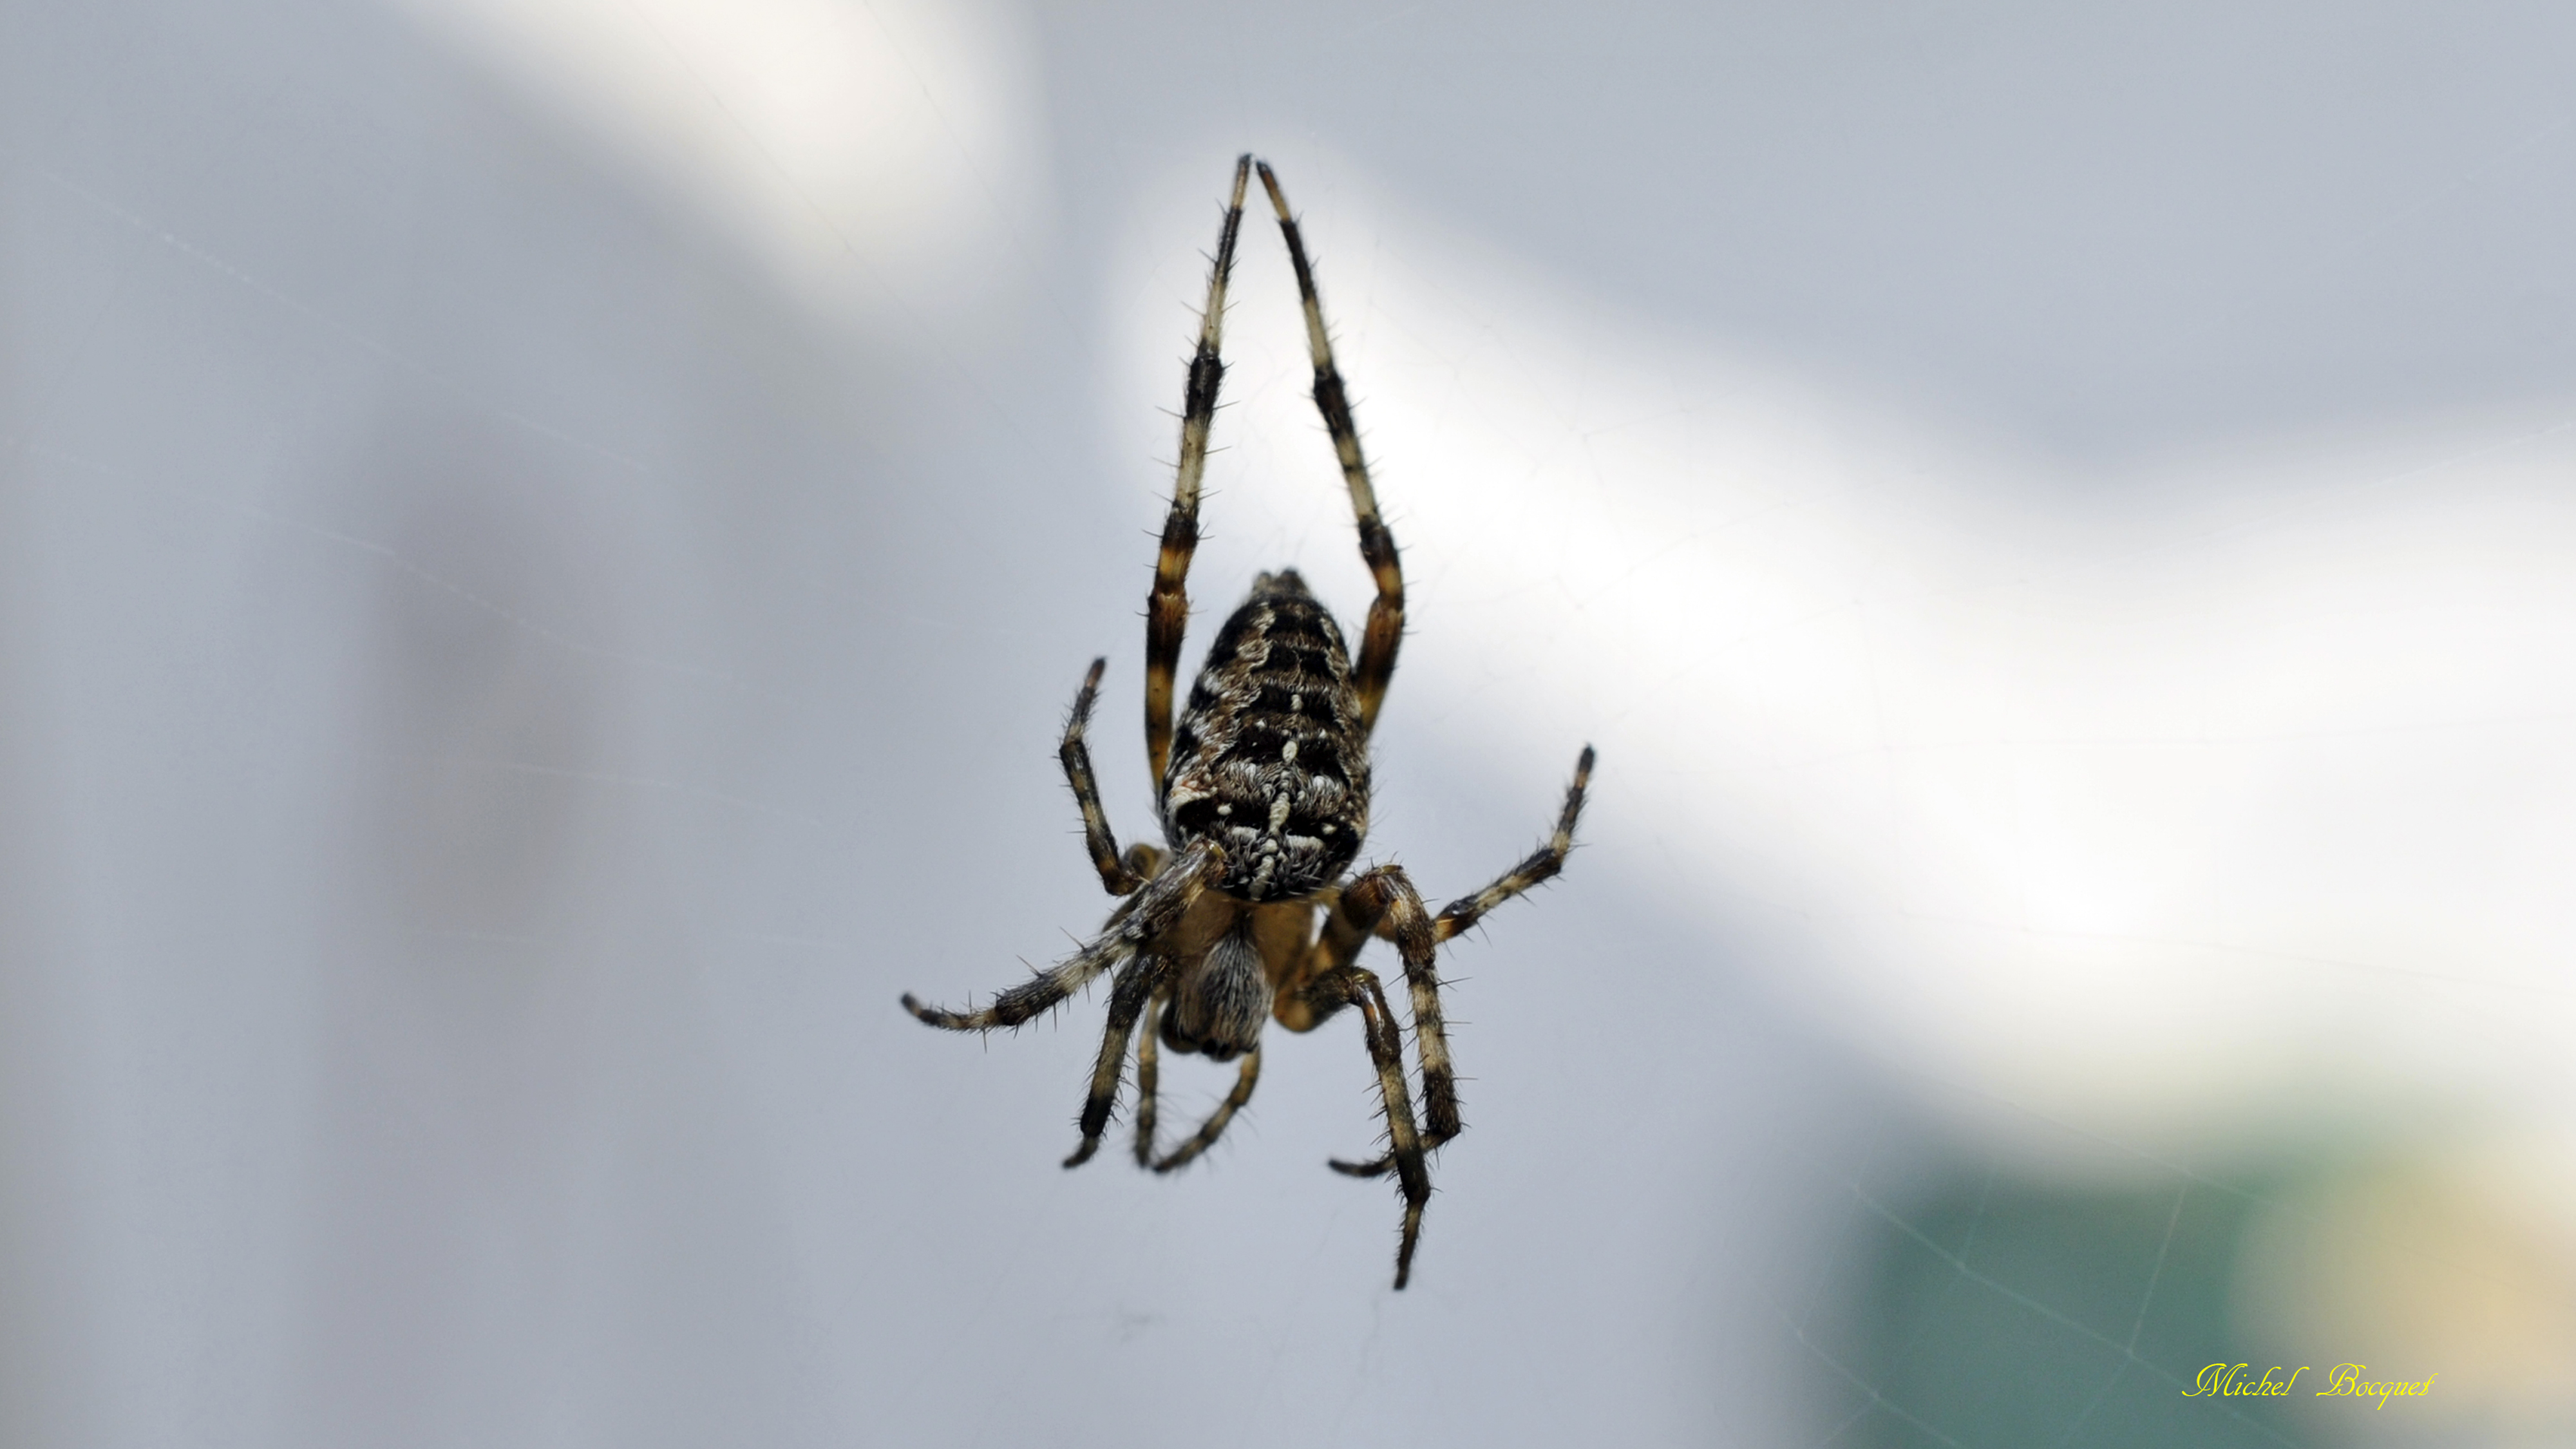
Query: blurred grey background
[{"left": 6, "top": 1, "right": 2575, "bottom": 1445}]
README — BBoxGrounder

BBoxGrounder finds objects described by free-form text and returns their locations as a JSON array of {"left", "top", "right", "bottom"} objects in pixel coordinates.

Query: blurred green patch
[{"left": 1812, "top": 1168, "right": 2313, "bottom": 1449}]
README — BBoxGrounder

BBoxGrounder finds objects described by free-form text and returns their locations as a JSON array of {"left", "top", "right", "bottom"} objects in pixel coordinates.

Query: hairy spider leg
[
  {"left": 1431, "top": 746, "right": 1596, "bottom": 943},
  {"left": 1320, "top": 748, "right": 1595, "bottom": 1181},
  {"left": 1063, "top": 658, "right": 1146, "bottom": 895},
  {"left": 1298, "top": 866, "right": 1456, "bottom": 1155},
  {"left": 1131, "top": 986, "right": 1169, "bottom": 1166},
  {"left": 1144, "top": 156, "right": 1253, "bottom": 787},
  {"left": 1150, "top": 1045, "right": 1262, "bottom": 1173},
  {"left": 1283, "top": 963, "right": 1432, "bottom": 1289},
  {"left": 1063, "top": 953, "right": 1168, "bottom": 1167},
  {"left": 1255, "top": 161, "right": 1405, "bottom": 738},
  {"left": 902, "top": 840, "right": 1222, "bottom": 1031}
]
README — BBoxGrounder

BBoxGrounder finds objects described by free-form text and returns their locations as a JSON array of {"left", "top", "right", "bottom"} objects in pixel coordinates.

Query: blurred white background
[{"left": 5, "top": 1, "right": 2574, "bottom": 1445}]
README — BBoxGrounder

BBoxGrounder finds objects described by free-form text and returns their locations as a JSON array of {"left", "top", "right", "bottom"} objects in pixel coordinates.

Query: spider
[{"left": 901, "top": 155, "right": 1593, "bottom": 1290}]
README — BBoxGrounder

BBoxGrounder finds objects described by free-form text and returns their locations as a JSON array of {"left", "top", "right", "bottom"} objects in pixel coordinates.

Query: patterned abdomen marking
[{"left": 1159, "top": 571, "right": 1369, "bottom": 902}]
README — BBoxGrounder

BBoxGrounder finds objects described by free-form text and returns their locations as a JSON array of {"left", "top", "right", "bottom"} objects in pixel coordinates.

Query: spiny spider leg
[
  {"left": 901, "top": 840, "right": 1222, "bottom": 1031},
  {"left": 1144, "top": 156, "right": 1252, "bottom": 786},
  {"left": 1151, "top": 1046, "right": 1262, "bottom": 1173},
  {"left": 1431, "top": 746, "right": 1595, "bottom": 942},
  {"left": 1290, "top": 965, "right": 1431, "bottom": 1289},
  {"left": 1062, "top": 658, "right": 1145, "bottom": 895},
  {"left": 1132, "top": 986, "right": 1168, "bottom": 1166},
  {"left": 1332, "top": 748, "right": 1595, "bottom": 1180},
  {"left": 1064, "top": 954, "right": 1168, "bottom": 1168},
  {"left": 1128, "top": 974, "right": 1258, "bottom": 1175},
  {"left": 1318, "top": 866, "right": 1454, "bottom": 1169},
  {"left": 1255, "top": 160, "right": 1404, "bottom": 738}
]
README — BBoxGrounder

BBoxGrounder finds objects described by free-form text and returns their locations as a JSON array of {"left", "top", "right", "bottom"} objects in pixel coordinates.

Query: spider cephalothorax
[{"left": 901, "top": 156, "right": 1592, "bottom": 1289}]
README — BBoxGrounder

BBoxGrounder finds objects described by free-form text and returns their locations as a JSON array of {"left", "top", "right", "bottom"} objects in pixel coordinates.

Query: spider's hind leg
[
  {"left": 1256, "top": 160, "right": 1403, "bottom": 737},
  {"left": 1144, "top": 156, "right": 1253, "bottom": 785}
]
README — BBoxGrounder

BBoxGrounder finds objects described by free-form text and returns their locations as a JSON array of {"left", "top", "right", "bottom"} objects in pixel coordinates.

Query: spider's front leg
[
  {"left": 1132, "top": 987, "right": 1168, "bottom": 1167},
  {"left": 1284, "top": 963, "right": 1432, "bottom": 1289},
  {"left": 902, "top": 841, "right": 1220, "bottom": 1033},
  {"left": 1311, "top": 866, "right": 1459, "bottom": 1157},
  {"left": 1146, "top": 1045, "right": 1261, "bottom": 1174},
  {"left": 1431, "top": 746, "right": 1595, "bottom": 943},
  {"left": 1329, "top": 748, "right": 1596, "bottom": 1180},
  {"left": 1277, "top": 869, "right": 1454, "bottom": 1147},
  {"left": 1062, "top": 953, "right": 1166, "bottom": 1167},
  {"left": 907, "top": 843, "right": 1223, "bottom": 1169}
]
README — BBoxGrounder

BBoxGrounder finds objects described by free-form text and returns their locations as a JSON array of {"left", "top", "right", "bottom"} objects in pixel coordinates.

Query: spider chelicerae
[{"left": 901, "top": 155, "right": 1593, "bottom": 1290}]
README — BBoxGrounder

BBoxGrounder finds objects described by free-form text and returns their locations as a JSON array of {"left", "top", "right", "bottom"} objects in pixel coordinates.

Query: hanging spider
[{"left": 901, "top": 155, "right": 1593, "bottom": 1290}]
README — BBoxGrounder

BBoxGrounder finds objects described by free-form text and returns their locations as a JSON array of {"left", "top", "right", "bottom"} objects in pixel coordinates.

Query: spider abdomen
[{"left": 1158, "top": 570, "right": 1369, "bottom": 902}]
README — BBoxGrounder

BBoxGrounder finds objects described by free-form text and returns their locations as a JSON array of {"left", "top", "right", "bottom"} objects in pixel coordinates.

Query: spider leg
[
  {"left": 1255, "top": 160, "right": 1403, "bottom": 738},
  {"left": 1327, "top": 750, "right": 1595, "bottom": 1180},
  {"left": 901, "top": 840, "right": 1221, "bottom": 1031},
  {"left": 1428, "top": 746, "right": 1595, "bottom": 943},
  {"left": 1132, "top": 985, "right": 1169, "bottom": 1166},
  {"left": 1063, "top": 954, "right": 1169, "bottom": 1167},
  {"left": 1145, "top": 156, "right": 1253, "bottom": 786},
  {"left": 1150, "top": 1046, "right": 1262, "bottom": 1173},
  {"left": 1062, "top": 658, "right": 1146, "bottom": 895},
  {"left": 1311, "top": 867, "right": 1457, "bottom": 1167},
  {"left": 1288, "top": 964, "right": 1431, "bottom": 1289}
]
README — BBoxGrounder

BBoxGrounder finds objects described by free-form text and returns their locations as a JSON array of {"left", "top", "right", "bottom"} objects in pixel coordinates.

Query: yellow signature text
[
  {"left": 2182, "top": 1363, "right": 2436, "bottom": 1408},
  {"left": 2182, "top": 1363, "right": 2306, "bottom": 1397},
  {"left": 2313, "top": 1363, "right": 2437, "bottom": 1409}
]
